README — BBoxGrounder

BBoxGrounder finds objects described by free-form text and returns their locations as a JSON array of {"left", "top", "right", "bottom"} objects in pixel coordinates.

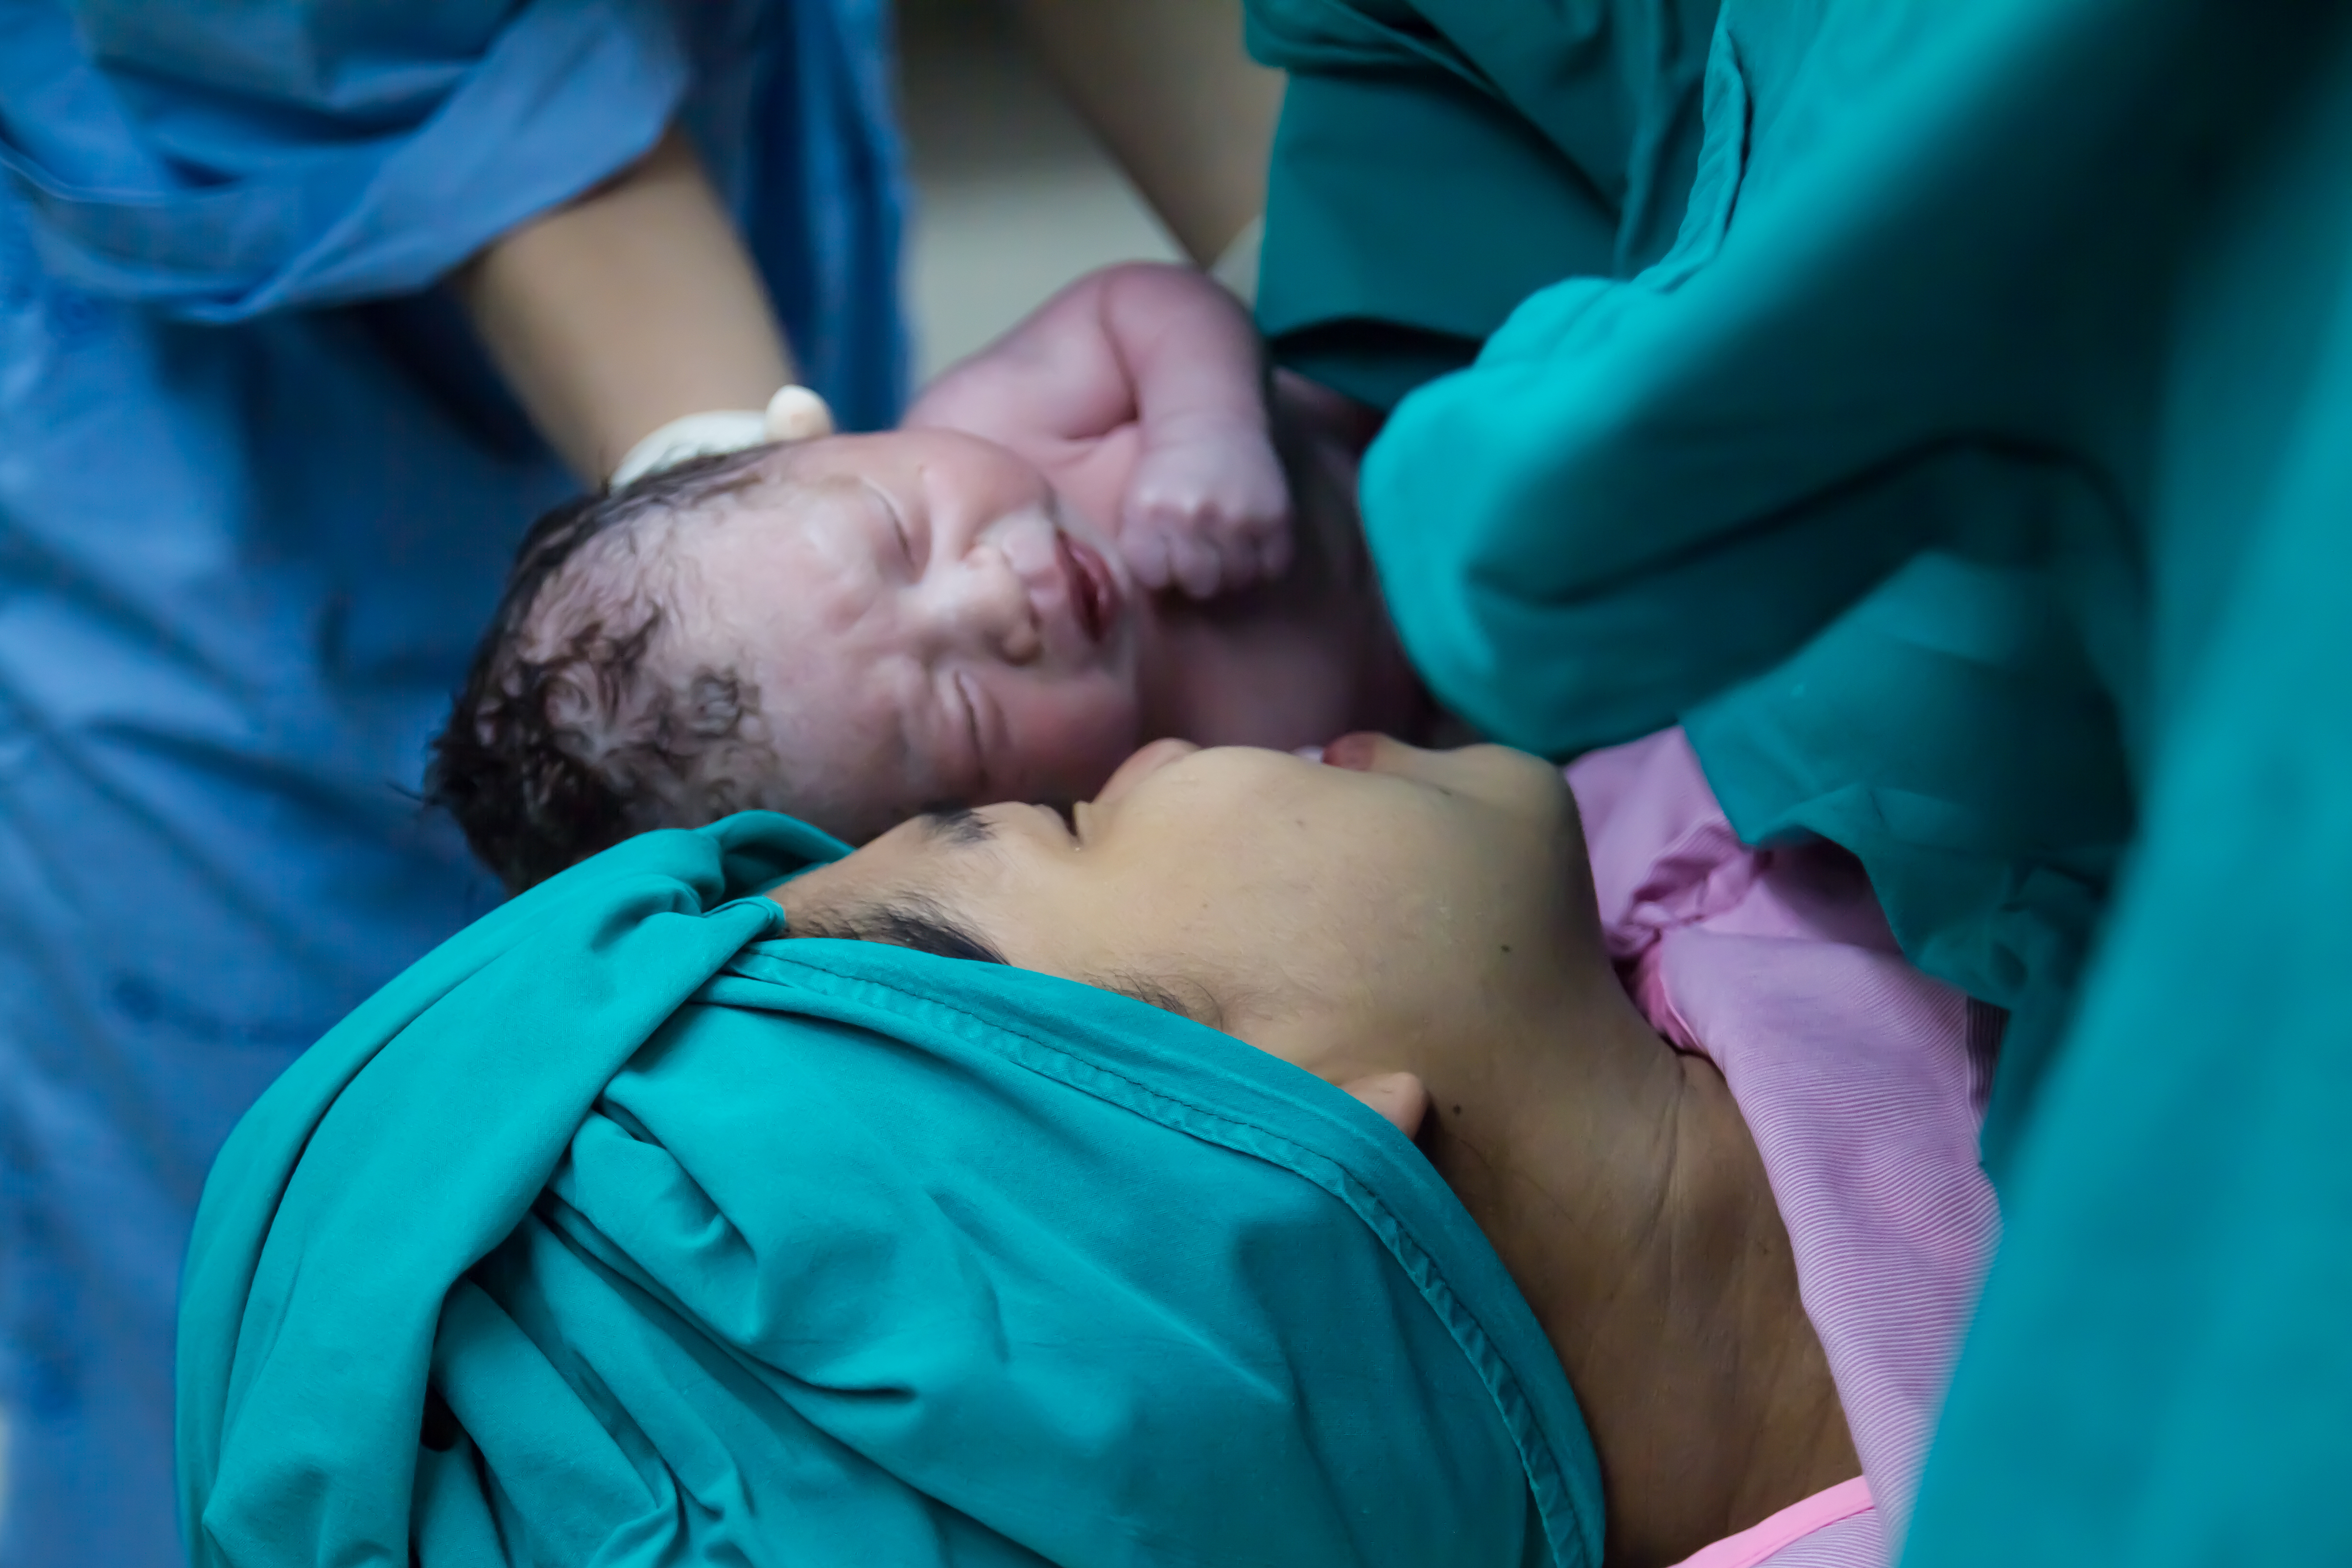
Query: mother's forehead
[{"left": 781, "top": 806, "right": 1000, "bottom": 909}]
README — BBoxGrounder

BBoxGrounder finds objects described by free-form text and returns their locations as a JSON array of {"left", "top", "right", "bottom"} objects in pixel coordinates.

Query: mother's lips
[{"left": 1059, "top": 534, "right": 1123, "bottom": 644}]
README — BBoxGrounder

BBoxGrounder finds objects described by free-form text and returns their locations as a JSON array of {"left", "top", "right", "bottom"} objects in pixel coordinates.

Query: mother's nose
[
  {"left": 1093, "top": 738, "right": 1199, "bottom": 808},
  {"left": 922, "top": 547, "right": 1040, "bottom": 664}
]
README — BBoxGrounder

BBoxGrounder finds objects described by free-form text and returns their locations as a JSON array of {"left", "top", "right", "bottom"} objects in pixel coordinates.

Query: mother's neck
[{"left": 1425, "top": 994, "right": 1861, "bottom": 1567}]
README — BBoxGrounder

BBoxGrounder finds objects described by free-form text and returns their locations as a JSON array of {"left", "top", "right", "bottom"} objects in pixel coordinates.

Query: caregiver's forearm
[
  {"left": 1009, "top": 0, "right": 1282, "bottom": 265},
  {"left": 454, "top": 126, "right": 793, "bottom": 484}
]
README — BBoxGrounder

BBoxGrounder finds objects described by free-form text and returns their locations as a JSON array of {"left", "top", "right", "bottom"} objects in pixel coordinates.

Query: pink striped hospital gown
[{"left": 1568, "top": 730, "right": 2003, "bottom": 1568}]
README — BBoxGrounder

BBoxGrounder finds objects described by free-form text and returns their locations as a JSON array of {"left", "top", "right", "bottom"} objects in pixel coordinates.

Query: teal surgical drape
[
  {"left": 1255, "top": 0, "right": 2352, "bottom": 1558},
  {"left": 177, "top": 814, "right": 1605, "bottom": 1568}
]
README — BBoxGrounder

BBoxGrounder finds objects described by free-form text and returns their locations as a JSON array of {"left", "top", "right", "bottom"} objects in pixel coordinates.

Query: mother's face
[{"left": 779, "top": 735, "right": 1616, "bottom": 1079}]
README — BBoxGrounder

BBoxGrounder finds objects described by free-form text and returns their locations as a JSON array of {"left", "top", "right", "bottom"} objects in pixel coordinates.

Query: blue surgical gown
[{"left": 0, "top": 4, "right": 905, "bottom": 1563}]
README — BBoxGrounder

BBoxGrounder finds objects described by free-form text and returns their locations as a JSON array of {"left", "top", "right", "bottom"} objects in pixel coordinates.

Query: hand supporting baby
[{"left": 907, "top": 262, "right": 1293, "bottom": 600}]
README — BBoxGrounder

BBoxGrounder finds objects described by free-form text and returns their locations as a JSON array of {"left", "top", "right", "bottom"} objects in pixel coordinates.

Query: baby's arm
[
  {"left": 1097, "top": 263, "right": 1292, "bottom": 596},
  {"left": 908, "top": 262, "right": 1289, "bottom": 598}
]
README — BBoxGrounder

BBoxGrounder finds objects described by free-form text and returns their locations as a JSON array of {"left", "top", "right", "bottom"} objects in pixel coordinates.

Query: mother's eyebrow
[{"left": 916, "top": 805, "right": 995, "bottom": 847}]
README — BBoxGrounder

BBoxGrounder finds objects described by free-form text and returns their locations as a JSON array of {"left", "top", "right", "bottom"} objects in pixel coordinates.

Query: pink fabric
[
  {"left": 1669, "top": 1477, "right": 1877, "bottom": 1568},
  {"left": 1568, "top": 730, "right": 2002, "bottom": 1565}
]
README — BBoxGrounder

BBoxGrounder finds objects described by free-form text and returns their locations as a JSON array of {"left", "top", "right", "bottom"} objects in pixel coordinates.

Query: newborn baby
[{"left": 432, "top": 263, "right": 1429, "bottom": 887}]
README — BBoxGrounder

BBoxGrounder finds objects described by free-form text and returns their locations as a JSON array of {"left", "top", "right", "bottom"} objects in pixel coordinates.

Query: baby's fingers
[
  {"left": 1122, "top": 438, "right": 1294, "bottom": 597},
  {"left": 1204, "top": 502, "right": 1292, "bottom": 597},
  {"left": 1135, "top": 513, "right": 1266, "bottom": 599},
  {"left": 1117, "top": 514, "right": 1242, "bottom": 600},
  {"left": 1123, "top": 529, "right": 1176, "bottom": 591},
  {"left": 1169, "top": 533, "right": 1227, "bottom": 600}
]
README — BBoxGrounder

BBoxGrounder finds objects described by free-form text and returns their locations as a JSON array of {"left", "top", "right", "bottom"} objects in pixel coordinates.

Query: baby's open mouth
[{"left": 1060, "top": 534, "right": 1120, "bottom": 644}]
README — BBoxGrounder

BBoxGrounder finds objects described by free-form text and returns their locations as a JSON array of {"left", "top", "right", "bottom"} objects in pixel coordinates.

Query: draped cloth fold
[{"left": 177, "top": 813, "right": 1605, "bottom": 1568}]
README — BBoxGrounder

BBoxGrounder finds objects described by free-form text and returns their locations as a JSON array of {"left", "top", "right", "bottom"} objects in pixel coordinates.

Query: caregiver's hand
[{"left": 452, "top": 126, "right": 793, "bottom": 483}]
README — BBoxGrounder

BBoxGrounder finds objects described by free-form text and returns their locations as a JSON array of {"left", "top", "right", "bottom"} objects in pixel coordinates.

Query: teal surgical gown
[
  {"left": 1253, "top": 0, "right": 2352, "bottom": 1558},
  {"left": 0, "top": 5, "right": 904, "bottom": 1564}
]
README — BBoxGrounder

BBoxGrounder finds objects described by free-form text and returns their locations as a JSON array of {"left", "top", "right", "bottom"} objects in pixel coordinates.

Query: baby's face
[{"left": 690, "top": 429, "right": 1146, "bottom": 841}]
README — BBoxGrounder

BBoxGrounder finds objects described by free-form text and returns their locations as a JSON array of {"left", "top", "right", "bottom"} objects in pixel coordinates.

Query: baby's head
[{"left": 431, "top": 429, "right": 1146, "bottom": 890}]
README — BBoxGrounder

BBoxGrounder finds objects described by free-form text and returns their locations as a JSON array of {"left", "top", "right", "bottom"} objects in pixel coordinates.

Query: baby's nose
[{"left": 928, "top": 548, "right": 1041, "bottom": 664}]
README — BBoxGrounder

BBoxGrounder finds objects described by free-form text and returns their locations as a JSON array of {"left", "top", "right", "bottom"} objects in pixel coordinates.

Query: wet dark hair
[{"left": 425, "top": 448, "right": 780, "bottom": 892}]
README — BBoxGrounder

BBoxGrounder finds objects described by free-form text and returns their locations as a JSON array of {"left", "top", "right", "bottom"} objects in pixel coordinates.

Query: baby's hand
[{"left": 1120, "top": 411, "right": 1294, "bottom": 599}]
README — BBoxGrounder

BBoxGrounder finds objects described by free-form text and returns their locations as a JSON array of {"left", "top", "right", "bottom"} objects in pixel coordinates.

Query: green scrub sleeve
[
  {"left": 1246, "top": 0, "right": 1720, "bottom": 409},
  {"left": 1253, "top": 66, "right": 1624, "bottom": 410}
]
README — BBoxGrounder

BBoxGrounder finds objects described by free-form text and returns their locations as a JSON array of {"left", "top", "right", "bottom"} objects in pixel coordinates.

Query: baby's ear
[{"left": 1339, "top": 1072, "right": 1428, "bottom": 1140}]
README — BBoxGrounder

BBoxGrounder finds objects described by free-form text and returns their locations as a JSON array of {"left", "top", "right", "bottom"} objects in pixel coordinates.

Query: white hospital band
[{"left": 608, "top": 385, "right": 836, "bottom": 490}]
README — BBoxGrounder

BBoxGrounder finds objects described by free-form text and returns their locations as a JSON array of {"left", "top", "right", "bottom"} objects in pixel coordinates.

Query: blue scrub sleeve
[
  {"left": 1, "top": 7, "right": 907, "bottom": 1567},
  {"left": 0, "top": 0, "right": 690, "bottom": 320}
]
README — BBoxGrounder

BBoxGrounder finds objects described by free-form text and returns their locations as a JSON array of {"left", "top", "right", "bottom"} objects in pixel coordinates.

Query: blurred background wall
[{"left": 899, "top": 0, "right": 1185, "bottom": 379}]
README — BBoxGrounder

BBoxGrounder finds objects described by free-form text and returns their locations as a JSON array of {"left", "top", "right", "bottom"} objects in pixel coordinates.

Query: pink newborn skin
[
  {"left": 907, "top": 260, "right": 1293, "bottom": 600},
  {"left": 673, "top": 264, "right": 1427, "bottom": 841}
]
